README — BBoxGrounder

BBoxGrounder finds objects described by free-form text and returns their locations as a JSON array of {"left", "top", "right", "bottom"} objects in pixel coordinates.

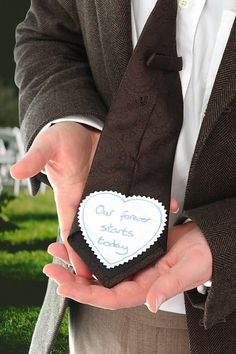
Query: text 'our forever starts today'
[{"left": 95, "top": 204, "right": 151, "bottom": 255}]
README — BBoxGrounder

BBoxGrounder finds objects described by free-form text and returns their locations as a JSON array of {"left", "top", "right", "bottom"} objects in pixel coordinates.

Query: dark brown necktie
[{"left": 68, "top": 0, "right": 183, "bottom": 287}]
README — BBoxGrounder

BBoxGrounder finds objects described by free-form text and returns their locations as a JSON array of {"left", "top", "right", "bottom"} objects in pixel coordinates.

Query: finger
[
  {"left": 57, "top": 278, "right": 146, "bottom": 310},
  {"left": 43, "top": 263, "right": 92, "bottom": 287},
  {"left": 47, "top": 243, "right": 71, "bottom": 265},
  {"left": 52, "top": 183, "right": 92, "bottom": 278},
  {"left": 10, "top": 133, "right": 53, "bottom": 180},
  {"left": 47, "top": 241, "right": 92, "bottom": 279},
  {"left": 67, "top": 245, "right": 92, "bottom": 279},
  {"left": 43, "top": 263, "right": 75, "bottom": 284},
  {"left": 145, "top": 251, "right": 208, "bottom": 313},
  {"left": 170, "top": 198, "right": 179, "bottom": 214}
]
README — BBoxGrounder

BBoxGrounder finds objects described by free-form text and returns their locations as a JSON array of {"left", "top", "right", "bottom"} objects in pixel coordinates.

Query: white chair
[{"left": 0, "top": 127, "right": 46, "bottom": 195}]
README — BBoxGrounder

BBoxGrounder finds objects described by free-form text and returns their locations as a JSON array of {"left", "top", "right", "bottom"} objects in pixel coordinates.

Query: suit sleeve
[
  {"left": 14, "top": 0, "right": 108, "bottom": 194},
  {"left": 182, "top": 197, "right": 236, "bottom": 329}
]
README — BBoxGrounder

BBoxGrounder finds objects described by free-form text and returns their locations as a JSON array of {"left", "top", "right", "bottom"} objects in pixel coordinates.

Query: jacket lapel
[
  {"left": 184, "top": 19, "right": 236, "bottom": 203},
  {"left": 94, "top": 0, "right": 133, "bottom": 96},
  {"left": 191, "top": 19, "right": 236, "bottom": 165}
]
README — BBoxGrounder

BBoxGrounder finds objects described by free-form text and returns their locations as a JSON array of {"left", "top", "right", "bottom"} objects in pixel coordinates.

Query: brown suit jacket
[{"left": 14, "top": 1, "right": 236, "bottom": 353}]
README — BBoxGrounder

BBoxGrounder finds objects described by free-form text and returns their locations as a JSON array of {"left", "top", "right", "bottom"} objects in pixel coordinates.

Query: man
[{"left": 11, "top": 0, "right": 236, "bottom": 353}]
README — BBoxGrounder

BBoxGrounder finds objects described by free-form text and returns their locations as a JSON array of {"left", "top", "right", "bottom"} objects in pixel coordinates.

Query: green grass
[
  {"left": 1, "top": 190, "right": 58, "bottom": 249},
  {"left": 0, "top": 307, "right": 68, "bottom": 354},
  {"left": 0, "top": 250, "right": 52, "bottom": 280},
  {"left": 0, "top": 189, "right": 69, "bottom": 354},
  {"left": 0, "top": 307, "right": 40, "bottom": 354},
  {"left": 3, "top": 188, "right": 56, "bottom": 216}
]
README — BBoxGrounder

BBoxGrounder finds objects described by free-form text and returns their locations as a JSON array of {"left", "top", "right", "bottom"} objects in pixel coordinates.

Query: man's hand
[
  {"left": 10, "top": 122, "right": 100, "bottom": 278},
  {"left": 43, "top": 221, "right": 212, "bottom": 312},
  {"left": 10, "top": 121, "right": 179, "bottom": 278}
]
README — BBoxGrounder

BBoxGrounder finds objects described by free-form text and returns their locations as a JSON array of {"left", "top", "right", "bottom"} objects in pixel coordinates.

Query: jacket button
[
  {"left": 224, "top": 106, "right": 232, "bottom": 113},
  {"left": 198, "top": 318, "right": 204, "bottom": 327}
]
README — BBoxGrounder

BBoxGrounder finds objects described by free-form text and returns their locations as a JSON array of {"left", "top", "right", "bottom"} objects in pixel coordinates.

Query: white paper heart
[{"left": 78, "top": 191, "right": 167, "bottom": 269}]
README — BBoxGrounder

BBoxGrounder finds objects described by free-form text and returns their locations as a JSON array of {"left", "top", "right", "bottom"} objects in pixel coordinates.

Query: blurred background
[{"left": 0, "top": 2, "right": 68, "bottom": 353}]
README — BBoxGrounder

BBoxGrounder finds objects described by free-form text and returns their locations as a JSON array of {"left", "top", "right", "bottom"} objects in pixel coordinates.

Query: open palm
[
  {"left": 44, "top": 221, "right": 212, "bottom": 313},
  {"left": 11, "top": 122, "right": 179, "bottom": 280},
  {"left": 11, "top": 122, "right": 100, "bottom": 278}
]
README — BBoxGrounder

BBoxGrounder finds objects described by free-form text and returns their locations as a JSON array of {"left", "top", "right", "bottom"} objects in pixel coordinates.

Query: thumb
[
  {"left": 10, "top": 134, "right": 53, "bottom": 180},
  {"left": 145, "top": 256, "right": 202, "bottom": 313}
]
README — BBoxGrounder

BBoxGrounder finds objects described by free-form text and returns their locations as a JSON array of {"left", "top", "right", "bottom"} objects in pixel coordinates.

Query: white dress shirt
[{"left": 40, "top": 0, "right": 236, "bottom": 314}]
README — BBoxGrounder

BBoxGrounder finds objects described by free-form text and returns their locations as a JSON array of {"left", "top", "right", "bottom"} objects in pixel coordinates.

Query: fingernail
[
  {"left": 42, "top": 266, "right": 48, "bottom": 275},
  {"left": 145, "top": 301, "right": 158, "bottom": 314},
  {"left": 156, "top": 295, "right": 166, "bottom": 309},
  {"left": 172, "top": 207, "right": 180, "bottom": 214}
]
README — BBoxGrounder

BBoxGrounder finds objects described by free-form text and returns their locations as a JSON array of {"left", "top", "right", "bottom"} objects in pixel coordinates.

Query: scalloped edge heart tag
[{"left": 78, "top": 191, "right": 167, "bottom": 269}]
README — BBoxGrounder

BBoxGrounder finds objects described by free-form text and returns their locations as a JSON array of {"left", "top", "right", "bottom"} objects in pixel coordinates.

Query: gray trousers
[{"left": 69, "top": 302, "right": 190, "bottom": 354}]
